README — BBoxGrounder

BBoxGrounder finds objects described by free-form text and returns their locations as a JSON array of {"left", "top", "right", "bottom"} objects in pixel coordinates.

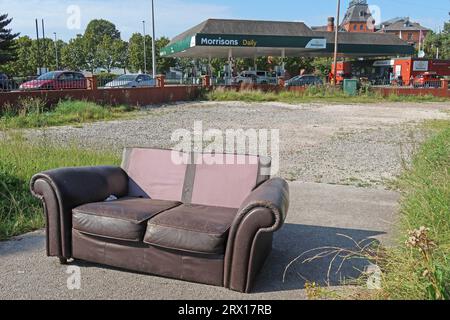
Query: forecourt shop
[{"left": 161, "top": 18, "right": 414, "bottom": 81}]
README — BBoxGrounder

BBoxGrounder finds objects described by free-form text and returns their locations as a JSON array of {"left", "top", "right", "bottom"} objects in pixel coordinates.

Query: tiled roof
[
  {"left": 315, "top": 30, "right": 412, "bottom": 46},
  {"left": 378, "top": 18, "right": 430, "bottom": 31},
  {"left": 169, "top": 19, "right": 314, "bottom": 45},
  {"left": 341, "top": 1, "right": 374, "bottom": 25}
]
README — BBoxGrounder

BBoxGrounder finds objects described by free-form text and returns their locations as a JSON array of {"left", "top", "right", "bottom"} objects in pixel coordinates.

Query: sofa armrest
[
  {"left": 30, "top": 166, "right": 129, "bottom": 259},
  {"left": 224, "top": 178, "right": 289, "bottom": 293}
]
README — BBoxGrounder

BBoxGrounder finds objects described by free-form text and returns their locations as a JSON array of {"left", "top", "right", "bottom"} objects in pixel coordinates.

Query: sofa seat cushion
[
  {"left": 144, "top": 204, "right": 238, "bottom": 255},
  {"left": 73, "top": 198, "right": 181, "bottom": 242}
]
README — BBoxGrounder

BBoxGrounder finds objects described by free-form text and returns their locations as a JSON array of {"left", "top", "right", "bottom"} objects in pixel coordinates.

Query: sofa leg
[{"left": 59, "top": 257, "right": 68, "bottom": 265}]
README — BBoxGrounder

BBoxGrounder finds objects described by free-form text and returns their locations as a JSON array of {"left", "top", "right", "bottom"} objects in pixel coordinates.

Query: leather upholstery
[
  {"left": 224, "top": 178, "right": 290, "bottom": 292},
  {"left": 73, "top": 230, "right": 225, "bottom": 286},
  {"left": 144, "top": 204, "right": 238, "bottom": 255},
  {"left": 73, "top": 198, "right": 181, "bottom": 242},
  {"left": 30, "top": 149, "right": 290, "bottom": 293},
  {"left": 30, "top": 166, "right": 129, "bottom": 258}
]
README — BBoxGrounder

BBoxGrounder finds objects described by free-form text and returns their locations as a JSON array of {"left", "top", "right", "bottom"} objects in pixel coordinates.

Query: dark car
[
  {"left": 285, "top": 74, "right": 323, "bottom": 87},
  {"left": 0, "top": 73, "right": 18, "bottom": 92},
  {"left": 19, "top": 71, "right": 87, "bottom": 91}
]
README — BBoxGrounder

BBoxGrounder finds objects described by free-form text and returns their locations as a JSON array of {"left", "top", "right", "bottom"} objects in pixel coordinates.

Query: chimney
[{"left": 327, "top": 17, "right": 335, "bottom": 32}]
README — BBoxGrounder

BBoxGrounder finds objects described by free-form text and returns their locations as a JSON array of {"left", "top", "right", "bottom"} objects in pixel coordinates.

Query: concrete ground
[{"left": 0, "top": 182, "right": 399, "bottom": 300}]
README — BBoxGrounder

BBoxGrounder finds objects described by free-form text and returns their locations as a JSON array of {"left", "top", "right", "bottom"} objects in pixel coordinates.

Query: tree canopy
[
  {"left": 0, "top": 13, "right": 19, "bottom": 65},
  {"left": 424, "top": 20, "right": 450, "bottom": 59}
]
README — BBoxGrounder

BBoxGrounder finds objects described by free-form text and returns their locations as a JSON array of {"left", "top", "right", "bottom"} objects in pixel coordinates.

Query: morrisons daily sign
[
  {"left": 160, "top": 33, "right": 327, "bottom": 56},
  {"left": 195, "top": 34, "right": 327, "bottom": 49}
]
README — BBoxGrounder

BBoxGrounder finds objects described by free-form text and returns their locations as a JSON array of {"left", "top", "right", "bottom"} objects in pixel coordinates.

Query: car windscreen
[
  {"left": 116, "top": 75, "right": 137, "bottom": 81},
  {"left": 37, "top": 72, "right": 59, "bottom": 80}
]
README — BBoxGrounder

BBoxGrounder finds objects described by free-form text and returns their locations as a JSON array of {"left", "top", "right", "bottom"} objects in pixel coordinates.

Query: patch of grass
[
  {"left": 385, "top": 94, "right": 449, "bottom": 103},
  {"left": 206, "top": 87, "right": 450, "bottom": 104},
  {"left": 371, "top": 120, "right": 450, "bottom": 300},
  {"left": 0, "top": 98, "right": 137, "bottom": 129},
  {"left": 0, "top": 133, "right": 120, "bottom": 240}
]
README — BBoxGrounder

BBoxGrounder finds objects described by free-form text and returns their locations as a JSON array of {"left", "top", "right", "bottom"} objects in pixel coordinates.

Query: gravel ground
[
  {"left": 23, "top": 101, "right": 450, "bottom": 188},
  {"left": 2, "top": 100, "right": 448, "bottom": 300}
]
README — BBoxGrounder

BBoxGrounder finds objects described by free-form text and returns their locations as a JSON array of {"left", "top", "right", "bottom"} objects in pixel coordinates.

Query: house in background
[
  {"left": 341, "top": 0, "right": 375, "bottom": 32},
  {"left": 377, "top": 17, "right": 430, "bottom": 49},
  {"left": 312, "top": 0, "right": 375, "bottom": 33}
]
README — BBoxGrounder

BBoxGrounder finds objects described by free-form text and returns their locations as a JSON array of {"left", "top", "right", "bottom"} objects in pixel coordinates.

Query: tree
[
  {"left": 311, "top": 57, "right": 332, "bottom": 78},
  {"left": 0, "top": 13, "right": 19, "bottom": 65},
  {"left": 83, "top": 19, "right": 121, "bottom": 72},
  {"left": 156, "top": 37, "right": 176, "bottom": 74},
  {"left": 128, "top": 33, "right": 150, "bottom": 73},
  {"left": 0, "top": 36, "right": 33, "bottom": 76},
  {"left": 424, "top": 20, "right": 450, "bottom": 59},
  {"left": 97, "top": 35, "right": 128, "bottom": 72},
  {"left": 61, "top": 35, "right": 87, "bottom": 71},
  {"left": 84, "top": 19, "right": 121, "bottom": 45}
]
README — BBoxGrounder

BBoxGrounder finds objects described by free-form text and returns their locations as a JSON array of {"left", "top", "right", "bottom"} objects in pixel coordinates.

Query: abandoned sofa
[{"left": 30, "top": 148, "right": 289, "bottom": 293}]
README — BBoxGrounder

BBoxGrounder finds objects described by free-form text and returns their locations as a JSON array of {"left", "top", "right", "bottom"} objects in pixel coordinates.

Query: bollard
[{"left": 156, "top": 74, "right": 166, "bottom": 88}]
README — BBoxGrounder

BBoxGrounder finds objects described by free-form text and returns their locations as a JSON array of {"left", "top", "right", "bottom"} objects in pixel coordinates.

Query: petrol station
[{"left": 161, "top": 18, "right": 415, "bottom": 84}]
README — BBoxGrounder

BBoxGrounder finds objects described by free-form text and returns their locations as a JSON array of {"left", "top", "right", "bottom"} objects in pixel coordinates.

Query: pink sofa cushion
[
  {"left": 191, "top": 154, "right": 260, "bottom": 209},
  {"left": 122, "top": 148, "right": 188, "bottom": 202}
]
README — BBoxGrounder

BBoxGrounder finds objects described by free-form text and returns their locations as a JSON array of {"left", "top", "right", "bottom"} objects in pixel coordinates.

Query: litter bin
[{"left": 343, "top": 79, "right": 358, "bottom": 96}]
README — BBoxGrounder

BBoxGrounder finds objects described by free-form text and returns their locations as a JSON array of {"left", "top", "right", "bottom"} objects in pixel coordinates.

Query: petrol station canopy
[{"left": 161, "top": 19, "right": 415, "bottom": 59}]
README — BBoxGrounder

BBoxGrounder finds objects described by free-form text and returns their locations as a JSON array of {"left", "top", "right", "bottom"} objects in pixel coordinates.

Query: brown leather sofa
[{"left": 30, "top": 148, "right": 289, "bottom": 293}]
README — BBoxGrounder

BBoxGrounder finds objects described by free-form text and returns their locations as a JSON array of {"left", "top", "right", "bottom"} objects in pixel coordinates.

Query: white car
[
  {"left": 104, "top": 74, "right": 156, "bottom": 88},
  {"left": 233, "top": 71, "right": 276, "bottom": 85}
]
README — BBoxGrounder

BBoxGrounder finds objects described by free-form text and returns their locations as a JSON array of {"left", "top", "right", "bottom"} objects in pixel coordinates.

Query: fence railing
[
  {"left": 96, "top": 77, "right": 156, "bottom": 89},
  {"left": 1, "top": 74, "right": 449, "bottom": 93},
  {"left": 1, "top": 77, "right": 89, "bottom": 92}
]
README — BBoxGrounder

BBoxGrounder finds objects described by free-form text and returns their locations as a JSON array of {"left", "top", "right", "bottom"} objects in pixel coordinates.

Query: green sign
[
  {"left": 160, "top": 35, "right": 193, "bottom": 57},
  {"left": 195, "top": 33, "right": 326, "bottom": 49}
]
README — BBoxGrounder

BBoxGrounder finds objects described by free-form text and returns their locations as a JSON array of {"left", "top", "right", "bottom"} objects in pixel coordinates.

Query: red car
[
  {"left": 19, "top": 71, "right": 87, "bottom": 90},
  {"left": 413, "top": 72, "right": 442, "bottom": 88}
]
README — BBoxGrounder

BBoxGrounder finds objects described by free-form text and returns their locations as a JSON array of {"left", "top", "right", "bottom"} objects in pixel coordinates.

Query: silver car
[{"left": 104, "top": 74, "right": 156, "bottom": 88}]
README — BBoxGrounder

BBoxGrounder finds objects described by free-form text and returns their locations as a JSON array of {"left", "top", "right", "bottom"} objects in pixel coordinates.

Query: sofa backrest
[{"left": 121, "top": 148, "right": 271, "bottom": 208}]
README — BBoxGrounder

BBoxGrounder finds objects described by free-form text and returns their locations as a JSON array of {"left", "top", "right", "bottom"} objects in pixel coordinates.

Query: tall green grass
[
  {"left": 0, "top": 133, "right": 120, "bottom": 240},
  {"left": 206, "top": 87, "right": 449, "bottom": 104},
  {"left": 375, "top": 120, "right": 450, "bottom": 300},
  {"left": 0, "top": 98, "right": 136, "bottom": 129}
]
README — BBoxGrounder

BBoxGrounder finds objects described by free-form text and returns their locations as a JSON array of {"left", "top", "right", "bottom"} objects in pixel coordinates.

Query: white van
[{"left": 233, "top": 70, "right": 276, "bottom": 85}]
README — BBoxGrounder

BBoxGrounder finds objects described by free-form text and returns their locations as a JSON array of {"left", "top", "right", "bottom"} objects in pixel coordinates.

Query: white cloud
[{"left": 0, "top": 0, "right": 233, "bottom": 40}]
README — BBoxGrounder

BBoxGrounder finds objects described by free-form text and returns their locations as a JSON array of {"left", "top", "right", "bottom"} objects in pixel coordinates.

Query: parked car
[
  {"left": 19, "top": 71, "right": 87, "bottom": 91},
  {"left": 104, "top": 74, "right": 156, "bottom": 88},
  {"left": 233, "top": 70, "right": 276, "bottom": 85},
  {"left": 285, "top": 75, "right": 323, "bottom": 87},
  {"left": 0, "top": 73, "right": 18, "bottom": 92},
  {"left": 413, "top": 72, "right": 442, "bottom": 88}
]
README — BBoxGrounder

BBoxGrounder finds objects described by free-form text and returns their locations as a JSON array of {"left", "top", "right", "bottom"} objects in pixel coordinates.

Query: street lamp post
[
  {"left": 332, "top": 0, "right": 341, "bottom": 86},
  {"left": 143, "top": 20, "right": 147, "bottom": 74},
  {"left": 151, "top": 0, "right": 157, "bottom": 78},
  {"left": 54, "top": 32, "right": 59, "bottom": 70}
]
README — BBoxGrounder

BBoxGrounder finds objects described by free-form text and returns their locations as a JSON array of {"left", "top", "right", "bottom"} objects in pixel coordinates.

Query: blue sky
[{"left": 1, "top": 0, "right": 449, "bottom": 41}]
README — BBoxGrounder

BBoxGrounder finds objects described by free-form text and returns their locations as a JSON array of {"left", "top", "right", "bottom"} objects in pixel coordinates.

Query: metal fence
[{"left": 0, "top": 77, "right": 88, "bottom": 92}]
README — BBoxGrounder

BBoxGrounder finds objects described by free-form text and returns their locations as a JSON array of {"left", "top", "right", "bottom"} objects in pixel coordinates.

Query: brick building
[
  {"left": 377, "top": 17, "right": 430, "bottom": 49},
  {"left": 312, "top": 0, "right": 375, "bottom": 33},
  {"left": 341, "top": 0, "right": 375, "bottom": 32}
]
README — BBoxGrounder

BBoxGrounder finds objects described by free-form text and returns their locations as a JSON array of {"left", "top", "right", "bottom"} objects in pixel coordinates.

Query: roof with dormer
[{"left": 341, "top": 0, "right": 374, "bottom": 25}]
